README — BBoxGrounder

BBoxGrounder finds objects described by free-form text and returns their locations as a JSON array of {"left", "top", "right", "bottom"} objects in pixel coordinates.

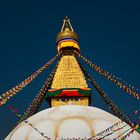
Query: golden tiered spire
[
  {"left": 52, "top": 17, "right": 87, "bottom": 89},
  {"left": 51, "top": 55, "right": 88, "bottom": 89},
  {"left": 47, "top": 17, "right": 91, "bottom": 107}
]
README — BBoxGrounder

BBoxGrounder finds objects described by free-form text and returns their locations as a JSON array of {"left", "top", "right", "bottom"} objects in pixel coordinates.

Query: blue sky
[{"left": 0, "top": 0, "right": 140, "bottom": 139}]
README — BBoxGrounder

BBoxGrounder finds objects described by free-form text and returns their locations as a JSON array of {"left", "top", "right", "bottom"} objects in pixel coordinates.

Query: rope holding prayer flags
[
  {"left": 78, "top": 60, "right": 133, "bottom": 125},
  {"left": 24, "top": 120, "right": 49, "bottom": 140},
  {"left": 96, "top": 124, "right": 128, "bottom": 140},
  {"left": 0, "top": 54, "right": 59, "bottom": 107},
  {"left": 76, "top": 60, "right": 140, "bottom": 135},
  {"left": 120, "top": 129, "right": 135, "bottom": 140},
  {"left": 82, "top": 69, "right": 140, "bottom": 134},
  {"left": 8, "top": 105, "right": 22, "bottom": 117},
  {"left": 75, "top": 51, "right": 140, "bottom": 100},
  {"left": 89, "top": 120, "right": 124, "bottom": 139},
  {"left": 92, "top": 124, "right": 140, "bottom": 140},
  {"left": 9, "top": 106, "right": 18, "bottom": 113},
  {"left": 112, "top": 124, "right": 139, "bottom": 140},
  {"left": 18, "top": 60, "right": 60, "bottom": 124},
  {"left": 89, "top": 118, "right": 139, "bottom": 140}
]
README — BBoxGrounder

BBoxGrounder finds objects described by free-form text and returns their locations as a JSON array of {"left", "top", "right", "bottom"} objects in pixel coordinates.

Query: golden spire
[
  {"left": 51, "top": 55, "right": 88, "bottom": 89},
  {"left": 56, "top": 16, "right": 80, "bottom": 53},
  {"left": 46, "top": 17, "right": 91, "bottom": 107}
]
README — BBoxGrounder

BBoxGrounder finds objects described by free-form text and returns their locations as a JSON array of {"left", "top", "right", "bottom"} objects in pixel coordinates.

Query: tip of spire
[
  {"left": 61, "top": 16, "right": 74, "bottom": 32},
  {"left": 65, "top": 16, "right": 68, "bottom": 20}
]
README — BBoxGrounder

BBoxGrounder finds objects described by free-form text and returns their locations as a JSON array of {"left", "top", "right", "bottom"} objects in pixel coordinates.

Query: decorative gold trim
[
  {"left": 57, "top": 41, "right": 80, "bottom": 52},
  {"left": 57, "top": 28, "right": 78, "bottom": 43}
]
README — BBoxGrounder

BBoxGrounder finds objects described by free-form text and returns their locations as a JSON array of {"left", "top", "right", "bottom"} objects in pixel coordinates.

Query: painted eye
[
  {"left": 80, "top": 97, "right": 84, "bottom": 100},
  {"left": 74, "top": 97, "right": 80, "bottom": 101},
  {"left": 71, "top": 98, "right": 75, "bottom": 101},
  {"left": 61, "top": 98, "right": 68, "bottom": 102}
]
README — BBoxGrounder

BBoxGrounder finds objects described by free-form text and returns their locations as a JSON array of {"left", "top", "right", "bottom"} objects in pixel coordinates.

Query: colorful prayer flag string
[
  {"left": 78, "top": 60, "right": 134, "bottom": 128},
  {"left": 120, "top": 129, "right": 135, "bottom": 140},
  {"left": 18, "top": 60, "right": 60, "bottom": 124},
  {"left": 8, "top": 105, "right": 22, "bottom": 117},
  {"left": 90, "top": 124, "right": 139, "bottom": 140},
  {"left": 0, "top": 54, "right": 59, "bottom": 107},
  {"left": 96, "top": 124, "right": 128, "bottom": 140},
  {"left": 112, "top": 124, "right": 139, "bottom": 140},
  {"left": 75, "top": 51, "right": 140, "bottom": 100},
  {"left": 8, "top": 106, "right": 51, "bottom": 139},
  {"left": 90, "top": 120, "right": 123, "bottom": 139},
  {"left": 24, "top": 120, "right": 50, "bottom": 140}
]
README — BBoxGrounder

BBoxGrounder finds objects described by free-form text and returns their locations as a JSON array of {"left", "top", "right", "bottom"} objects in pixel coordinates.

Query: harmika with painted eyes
[{"left": 52, "top": 97, "right": 89, "bottom": 106}]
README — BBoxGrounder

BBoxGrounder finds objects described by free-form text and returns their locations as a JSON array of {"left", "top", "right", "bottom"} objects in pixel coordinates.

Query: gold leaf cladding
[{"left": 51, "top": 56, "right": 88, "bottom": 89}]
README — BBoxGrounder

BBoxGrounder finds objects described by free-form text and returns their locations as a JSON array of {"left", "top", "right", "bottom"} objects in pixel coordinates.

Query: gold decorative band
[{"left": 57, "top": 40, "right": 80, "bottom": 52}]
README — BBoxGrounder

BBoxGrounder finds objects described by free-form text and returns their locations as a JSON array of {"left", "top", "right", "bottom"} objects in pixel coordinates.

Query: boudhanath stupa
[{"left": 5, "top": 17, "right": 140, "bottom": 140}]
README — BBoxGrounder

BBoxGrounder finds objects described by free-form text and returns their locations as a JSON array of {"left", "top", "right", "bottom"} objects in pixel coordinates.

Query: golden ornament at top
[
  {"left": 56, "top": 16, "right": 79, "bottom": 42},
  {"left": 56, "top": 16, "right": 80, "bottom": 53},
  {"left": 56, "top": 27, "right": 78, "bottom": 43}
]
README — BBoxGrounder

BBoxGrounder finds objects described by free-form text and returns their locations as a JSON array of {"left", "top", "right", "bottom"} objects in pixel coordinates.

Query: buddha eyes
[
  {"left": 74, "top": 97, "right": 81, "bottom": 101},
  {"left": 61, "top": 98, "right": 69, "bottom": 102},
  {"left": 56, "top": 97, "right": 82, "bottom": 102}
]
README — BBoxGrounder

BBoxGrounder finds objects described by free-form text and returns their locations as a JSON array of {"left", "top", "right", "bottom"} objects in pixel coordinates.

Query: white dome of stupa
[{"left": 5, "top": 105, "right": 140, "bottom": 140}]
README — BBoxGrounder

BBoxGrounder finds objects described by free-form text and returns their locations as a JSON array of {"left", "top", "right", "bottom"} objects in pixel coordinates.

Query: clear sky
[{"left": 0, "top": 0, "right": 140, "bottom": 139}]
